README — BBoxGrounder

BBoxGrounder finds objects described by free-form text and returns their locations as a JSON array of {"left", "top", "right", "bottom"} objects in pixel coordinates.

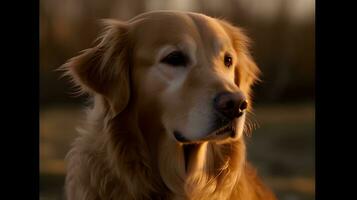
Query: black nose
[{"left": 214, "top": 92, "right": 248, "bottom": 120}]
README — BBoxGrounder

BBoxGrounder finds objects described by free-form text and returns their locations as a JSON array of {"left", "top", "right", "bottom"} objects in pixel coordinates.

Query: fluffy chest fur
[{"left": 65, "top": 99, "right": 276, "bottom": 200}]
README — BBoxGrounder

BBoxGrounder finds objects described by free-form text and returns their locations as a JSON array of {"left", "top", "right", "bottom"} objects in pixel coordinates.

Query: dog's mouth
[
  {"left": 209, "top": 123, "right": 236, "bottom": 137},
  {"left": 174, "top": 122, "right": 236, "bottom": 144}
]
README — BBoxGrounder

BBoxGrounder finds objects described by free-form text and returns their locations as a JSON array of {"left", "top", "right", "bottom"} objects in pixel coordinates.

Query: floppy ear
[
  {"left": 218, "top": 20, "right": 261, "bottom": 101},
  {"left": 62, "top": 20, "right": 131, "bottom": 117}
]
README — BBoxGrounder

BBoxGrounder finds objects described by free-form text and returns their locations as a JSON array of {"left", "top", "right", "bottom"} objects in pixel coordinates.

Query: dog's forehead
[
  {"left": 130, "top": 12, "right": 198, "bottom": 44},
  {"left": 130, "top": 11, "right": 231, "bottom": 51},
  {"left": 129, "top": 11, "right": 234, "bottom": 67}
]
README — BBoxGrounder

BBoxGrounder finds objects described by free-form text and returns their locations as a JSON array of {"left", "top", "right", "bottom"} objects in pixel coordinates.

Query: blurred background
[{"left": 40, "top": 0, "right": 315, "bottom": 200}]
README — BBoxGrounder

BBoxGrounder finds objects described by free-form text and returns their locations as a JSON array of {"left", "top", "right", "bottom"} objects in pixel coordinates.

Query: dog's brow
[
  {"left": 214, "top": 40, "right": 224, "bottom": 54},
  {"left": 213, "top": 37, "right": 233, "bottom": 55},
  {"left": 157, "top": 45, "right": 177, "bottom": 62}
]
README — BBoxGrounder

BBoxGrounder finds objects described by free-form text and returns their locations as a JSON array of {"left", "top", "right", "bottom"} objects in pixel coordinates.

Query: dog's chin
[{"left": 174, "top": 120, "right": 243, "bottom": 173}]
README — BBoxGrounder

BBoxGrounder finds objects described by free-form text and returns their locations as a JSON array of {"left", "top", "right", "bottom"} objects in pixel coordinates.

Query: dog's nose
[{"left": 214, "top": 92, "right": 248, "bottom": 120}]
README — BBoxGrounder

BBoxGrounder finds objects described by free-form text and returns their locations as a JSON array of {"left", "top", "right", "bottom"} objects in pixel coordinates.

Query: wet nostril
[
  {"left": 214, "top": 92, "right": 247, "bottom": 120},
  {"left": 239, "top": 100, "right": 248, "bottom": 111},
  {"left": 226, "top": 100, "right": 235, "bottom": 109}
]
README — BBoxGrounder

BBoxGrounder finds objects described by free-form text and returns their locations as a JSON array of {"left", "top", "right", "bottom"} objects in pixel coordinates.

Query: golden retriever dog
[{"left": 62, "top": 10, "right": 277, "bottom": 200}]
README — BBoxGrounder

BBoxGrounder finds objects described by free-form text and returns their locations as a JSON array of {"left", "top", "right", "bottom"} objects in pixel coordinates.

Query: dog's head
[{"left": 64, "top": 10, "right": 259, "bottom": 145}]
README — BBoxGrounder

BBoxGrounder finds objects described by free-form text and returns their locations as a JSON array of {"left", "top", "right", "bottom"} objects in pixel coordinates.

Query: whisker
[{"left": 244, "top": 111, "right": 260, "bottom": 137}]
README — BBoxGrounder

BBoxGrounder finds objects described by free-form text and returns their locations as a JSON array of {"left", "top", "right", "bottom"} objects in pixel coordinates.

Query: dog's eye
[
  {"left": 224, "top": 53, "right": 233, "bottom": 68},
  {"left": 161, "top": 51, "right": 188, "bottom": 67}
]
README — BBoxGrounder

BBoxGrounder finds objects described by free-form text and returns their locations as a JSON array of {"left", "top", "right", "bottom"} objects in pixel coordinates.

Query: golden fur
[{"left": 62, "top": 11, "right": 277, "bottom": 200}]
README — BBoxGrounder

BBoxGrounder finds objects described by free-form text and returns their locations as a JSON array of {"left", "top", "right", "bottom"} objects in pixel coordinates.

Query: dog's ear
[
  {"left": 62, "top": 20, "right": 131, "bottom": 117},
  {"left": 218, "top": 19, "right": 261, "bottom": 100}
]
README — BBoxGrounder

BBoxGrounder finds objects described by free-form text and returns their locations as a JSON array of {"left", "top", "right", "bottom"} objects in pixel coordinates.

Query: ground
[{"left": 40, "top": 102, "right": 315, "bottom": 200}]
